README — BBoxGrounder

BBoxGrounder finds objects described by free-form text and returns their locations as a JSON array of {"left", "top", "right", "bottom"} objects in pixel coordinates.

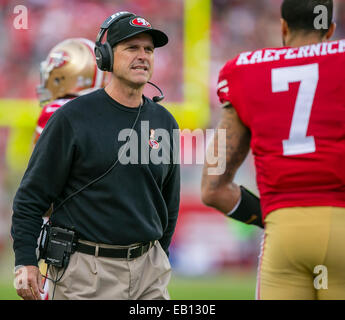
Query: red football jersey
[
  {"left": 34, "top": 98, "right": 73, "bottom": 143},
  {"left": 217, "top": 39, "right": 345, "bottom": 220}
]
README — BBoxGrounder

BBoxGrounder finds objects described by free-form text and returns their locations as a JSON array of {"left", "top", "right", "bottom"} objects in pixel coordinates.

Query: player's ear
[
  {"left": 280, "top": 19, "right": 289, "bottom": 46},
  {"left": 325, "top": 22, "right": 336, "bottom": 40},
  {"left": 281, "top": 19, "right": 289, "bottom": 37}
]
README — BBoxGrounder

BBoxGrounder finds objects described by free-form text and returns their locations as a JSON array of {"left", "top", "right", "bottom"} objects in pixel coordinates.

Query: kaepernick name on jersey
[{"left": 236, "top": 39, "right": 345, "bottom": 66}]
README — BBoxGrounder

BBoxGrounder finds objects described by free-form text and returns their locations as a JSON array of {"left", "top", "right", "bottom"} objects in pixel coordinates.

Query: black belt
[{"left": 76, "top": 241, "right": 155, "bottom": 259}]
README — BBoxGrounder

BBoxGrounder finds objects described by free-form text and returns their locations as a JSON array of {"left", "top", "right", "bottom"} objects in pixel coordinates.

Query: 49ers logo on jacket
[
  {"left": 130, "top": 17, "right": 152, "bottom": 28},
  {"left": 149, "top": 129, "right": 159, "bottom": 149}
]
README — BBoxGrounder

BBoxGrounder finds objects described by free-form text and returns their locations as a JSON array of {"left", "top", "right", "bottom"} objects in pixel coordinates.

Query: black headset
[
  {"left": 94, "top": 11, "right": 164, "bottom": 102},
  {"left": 95, "top": 11, "right": 134, "bottom": 72}
]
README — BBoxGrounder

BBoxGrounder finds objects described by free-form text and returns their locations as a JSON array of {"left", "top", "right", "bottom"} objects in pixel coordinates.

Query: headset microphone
[{"left": 148, "top": 81, "right": 164, "bottom": 103}]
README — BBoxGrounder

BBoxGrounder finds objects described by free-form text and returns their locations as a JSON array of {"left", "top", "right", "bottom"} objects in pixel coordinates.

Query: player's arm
[{"left": 201, "top": 104, "right": 263, "bottom": 228}]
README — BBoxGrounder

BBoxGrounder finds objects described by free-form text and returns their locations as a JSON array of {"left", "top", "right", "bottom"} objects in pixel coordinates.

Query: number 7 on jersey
[{"left": 272, "top": 63, "right": 319, "bottom": 156}]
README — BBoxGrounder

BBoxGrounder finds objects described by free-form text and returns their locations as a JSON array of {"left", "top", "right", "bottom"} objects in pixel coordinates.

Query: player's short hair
[{"left": 281, "top": 0, "right": 333, "bottom": 35}]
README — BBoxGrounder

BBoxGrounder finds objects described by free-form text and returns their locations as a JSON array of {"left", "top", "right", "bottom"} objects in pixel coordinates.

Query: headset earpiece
[
  {"left": 95, "top": 42, "right": 113, "bottom": 72},
  {"left": 105, "top": 42, "right": 114, "bottom": 71}
]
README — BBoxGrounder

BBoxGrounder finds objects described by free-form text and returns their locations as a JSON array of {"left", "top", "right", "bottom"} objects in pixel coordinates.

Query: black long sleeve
[
  {"left": 12, "top": 89, "right": 180, "bottom": 266},
  {"left": 12, "top": 110, "right": 77, "bottom": 266},
  {"left": 159, "top": 124, "right": 180, "bottom": 255}
]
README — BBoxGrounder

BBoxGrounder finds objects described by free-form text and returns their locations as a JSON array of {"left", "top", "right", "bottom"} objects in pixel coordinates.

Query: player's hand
[{"left": 14, "top": 265, "right": 44, "bottom": 300}]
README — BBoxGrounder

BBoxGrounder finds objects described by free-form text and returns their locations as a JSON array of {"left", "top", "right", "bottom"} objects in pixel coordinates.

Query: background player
[
  {"left": 202, "top": 0, "right": 345, "bottom": 299},
  {"left": 35, "top": 37, "right": 106, "bottom": 144},
  {"left": 33, "top": 37, "right": 106, "bottom": 299}
]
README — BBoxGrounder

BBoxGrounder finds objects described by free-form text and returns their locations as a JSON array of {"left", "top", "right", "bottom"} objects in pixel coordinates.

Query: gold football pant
[{"left": 257, "top": 206, "right": 345, "bottom": 300}]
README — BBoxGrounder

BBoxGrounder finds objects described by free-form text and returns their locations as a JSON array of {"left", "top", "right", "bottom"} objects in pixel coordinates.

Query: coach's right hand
[{"left": 14, "top": 265, "right": 44, "bottom": 300}]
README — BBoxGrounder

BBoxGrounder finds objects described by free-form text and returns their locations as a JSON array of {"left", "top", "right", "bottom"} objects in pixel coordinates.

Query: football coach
[{"left": 11, "top": 11, "right": 180, "bottom": 300}]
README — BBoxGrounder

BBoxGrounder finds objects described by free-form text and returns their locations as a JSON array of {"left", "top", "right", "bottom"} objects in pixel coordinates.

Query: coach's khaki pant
[
  {"left": 48, "top": 241, "right": 171, "bottom": 300},
  {"left": 257, "top": 206, "right": 345, "bottom": 300}
]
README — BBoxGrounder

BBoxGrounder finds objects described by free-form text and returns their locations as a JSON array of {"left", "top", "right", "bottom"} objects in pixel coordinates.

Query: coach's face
[{"left": 113, "top": 33, "right": 154, "bottom": 88}]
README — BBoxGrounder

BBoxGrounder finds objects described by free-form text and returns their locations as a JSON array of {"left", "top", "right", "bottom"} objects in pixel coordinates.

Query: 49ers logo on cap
[{"left": 130, "top": 17, "right": 152, "bottom": 28}]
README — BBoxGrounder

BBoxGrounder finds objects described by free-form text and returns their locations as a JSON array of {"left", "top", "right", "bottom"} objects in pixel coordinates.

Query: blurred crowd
[
  {"left": 0, "top": 0, "right": 184, "bottom": 101},
  {"left": 1, "top": 0, "right": 344, "bottom": 110}
]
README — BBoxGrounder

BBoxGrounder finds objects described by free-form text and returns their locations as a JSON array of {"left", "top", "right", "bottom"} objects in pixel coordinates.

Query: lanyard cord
[{"left": 52, "top": 102, "right": 143, "bottom": 214}]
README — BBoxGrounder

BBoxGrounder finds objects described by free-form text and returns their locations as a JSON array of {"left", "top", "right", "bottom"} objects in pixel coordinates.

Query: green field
[
  {"left": 0, "top": 272, "right": 256, "bottom": 300},
  {"left": 169, "top": 272, "right": 256, "bottom": 300},
  {"left": 0, "top": 247, "right": 256, "bottom": 300}
]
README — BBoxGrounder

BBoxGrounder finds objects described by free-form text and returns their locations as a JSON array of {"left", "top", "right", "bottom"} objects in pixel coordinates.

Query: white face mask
[{"left": 36, "top": 61, "right": 52, "bottom": 107}]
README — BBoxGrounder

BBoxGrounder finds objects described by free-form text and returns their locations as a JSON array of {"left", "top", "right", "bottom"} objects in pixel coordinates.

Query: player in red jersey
[
  {"left": 35, "top": 38, "right": 106, "bottom": 143},
  {"left": 202, "top": 0, "right": 345, "bottom": 299},
  {"left": 33, "top": 38, "right": 106, "bottom": 299}
]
